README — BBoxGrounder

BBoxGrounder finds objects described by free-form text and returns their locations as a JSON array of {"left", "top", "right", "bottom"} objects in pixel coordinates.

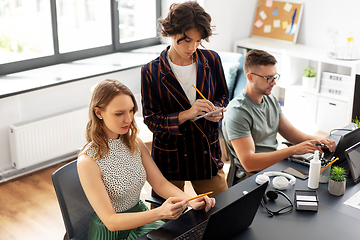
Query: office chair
[
  {"left": 52, "top": 160, "right": 94, "bottom": 240},
  {"left": 218, "top": 126, "right": 238, "bottom": 188},
  {"left": 145, "top": 196, "right": 166, "bottom": 208}
]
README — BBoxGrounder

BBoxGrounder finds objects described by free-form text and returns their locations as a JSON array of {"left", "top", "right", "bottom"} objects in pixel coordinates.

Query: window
[
  {"left": 0, "top": 0, "right": 53, "bottom": 64},
  {"left": 0, "top": 0, "right": 161, "bottom": 76},
  {"left": 56, "top": 0, "right": 112, "bottom": 53},
  {"left": 118, "top": 0, "right": 157, "bottom": 43}
]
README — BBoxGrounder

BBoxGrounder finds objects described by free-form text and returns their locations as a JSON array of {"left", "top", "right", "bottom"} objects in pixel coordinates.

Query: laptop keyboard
[
  {"left": 289, "top": 150, "right": 333, "bottom": 167},
  {"left": 174, "top": 220, "right": 207, "bottom": 240}
]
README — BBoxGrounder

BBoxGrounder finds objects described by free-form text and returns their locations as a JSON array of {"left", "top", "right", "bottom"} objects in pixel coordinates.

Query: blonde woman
[{"left": 77, "top": 79, "right": 215, "bottom": 240}]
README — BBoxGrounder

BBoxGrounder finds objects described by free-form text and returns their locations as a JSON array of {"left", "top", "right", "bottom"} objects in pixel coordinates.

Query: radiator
[{"left": 9, "top": 107, "right": 88, "bottom": 169}]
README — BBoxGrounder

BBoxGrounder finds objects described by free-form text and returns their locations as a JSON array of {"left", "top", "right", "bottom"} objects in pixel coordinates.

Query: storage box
[
  {"left": 321, "top": 72, "right": 352, "bottom": 84},
  {"left": 294, "top": 190, "right": 318, "bottom": 211}
]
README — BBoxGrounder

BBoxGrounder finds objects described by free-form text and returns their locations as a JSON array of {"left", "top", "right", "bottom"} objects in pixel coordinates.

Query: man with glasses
[{"left": 222, "top": 49, "right": 336, "bottom": 181}]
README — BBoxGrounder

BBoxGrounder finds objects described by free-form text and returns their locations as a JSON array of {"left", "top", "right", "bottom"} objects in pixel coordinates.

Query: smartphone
[{"left": 282, "top": 167, "right": 309, "bottom": 180}]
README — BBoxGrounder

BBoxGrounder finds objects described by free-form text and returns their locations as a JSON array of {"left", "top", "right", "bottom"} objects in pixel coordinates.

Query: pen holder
[{"left": 319, "top": 165, "right": 331, "bottom": 183}]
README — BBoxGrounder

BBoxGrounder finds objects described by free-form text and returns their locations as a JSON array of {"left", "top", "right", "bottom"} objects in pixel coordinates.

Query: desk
[{"left": 137, "top": 128, "right": 360, "bottom": 239}]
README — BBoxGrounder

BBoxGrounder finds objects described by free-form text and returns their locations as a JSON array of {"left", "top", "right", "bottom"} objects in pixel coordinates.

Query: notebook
[
  {"left": 146, "top": 182, "right": 268, "bottom": 240},
  {"left": 345, "top": 141, "right": 360, "bottom": 184},
  {"left": 288, "top": 127, "right": 360, "bottom": 167}
]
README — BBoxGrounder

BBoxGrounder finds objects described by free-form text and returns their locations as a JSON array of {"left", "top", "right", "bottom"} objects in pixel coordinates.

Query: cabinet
[{"left": 233, "top": 37, "right": 360, "bottom": 134}]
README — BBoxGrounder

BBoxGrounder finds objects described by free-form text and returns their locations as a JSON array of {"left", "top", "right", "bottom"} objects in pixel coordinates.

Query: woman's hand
[
  {"left": 187, "top": 99, "right": 214, "bottom": 119},
  {"left": 188, "top": 196, "right": 216, "bottom": 212},
  {"left": 157, "top": 197, "right": 188, "bottom": 220},
  {"left": 179, "top": 99, "right": 214, "bottom": 124},
  {"left": 204, "top": 106, "right": 226, "bottom": 123}
]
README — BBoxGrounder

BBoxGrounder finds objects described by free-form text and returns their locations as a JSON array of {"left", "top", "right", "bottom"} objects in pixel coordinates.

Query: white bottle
[{"left": 308, "top": 150, "right": 321, "bottom": 189}]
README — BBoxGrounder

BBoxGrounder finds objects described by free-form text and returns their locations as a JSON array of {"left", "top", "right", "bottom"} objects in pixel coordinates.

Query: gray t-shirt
[{"left": 222, "top": 89, "right": 283, "bottom": 169}]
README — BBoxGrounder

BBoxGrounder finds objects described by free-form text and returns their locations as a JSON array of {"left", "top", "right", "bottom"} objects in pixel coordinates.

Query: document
[
  {"left": 344, "top": 189, "right": 360, "bottom": 210},
  {"left": 192, "top": 107, "right": 224, "bottom": 121}
]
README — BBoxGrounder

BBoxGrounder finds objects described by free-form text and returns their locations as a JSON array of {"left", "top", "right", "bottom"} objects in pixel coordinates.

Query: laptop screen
[{"left": 345, "top": 141, "right": 360, "bottom": 184}]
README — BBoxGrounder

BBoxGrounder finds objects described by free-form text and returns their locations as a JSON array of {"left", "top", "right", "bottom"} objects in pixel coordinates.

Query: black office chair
[
  {"left": 52, "top": 160, "right": 94, "bottom": 240},
  {"left": 145, "top": 196, "right": 166, "bottom": 208},
  {"left": 218, "top": 125, "right": 238, "bottom": 188}
]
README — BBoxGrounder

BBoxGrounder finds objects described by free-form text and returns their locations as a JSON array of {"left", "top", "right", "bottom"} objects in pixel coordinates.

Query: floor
[{"left": 0, "top": 151, "right": 229, "bottom": 240}]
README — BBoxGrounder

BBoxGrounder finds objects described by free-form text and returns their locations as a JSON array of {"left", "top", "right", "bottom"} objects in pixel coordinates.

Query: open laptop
[
  {"left": 345, "top": 141, "right": 360, "bottom": 184},
  {"left": 146, "top": 182, "right": 268, "bottom": 240},
  {"left": 288, "top": 127, "right": 360, "bottom": 167}
]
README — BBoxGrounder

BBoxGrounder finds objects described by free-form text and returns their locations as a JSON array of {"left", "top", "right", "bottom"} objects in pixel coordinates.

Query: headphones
[
  {"left": 255, "top": 171, "right": 296, "bottom": 190},
  {"left": 261, "top": 189, "right": 293, "bottom": 217}
]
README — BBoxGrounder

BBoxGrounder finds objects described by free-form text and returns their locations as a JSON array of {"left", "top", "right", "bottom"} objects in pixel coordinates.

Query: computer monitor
[
  {"left": 352, "top": 74, "right": 360, "bottom": 120},
  {"left": 345, "top": 142, "right": 360, "bottom": 184}
]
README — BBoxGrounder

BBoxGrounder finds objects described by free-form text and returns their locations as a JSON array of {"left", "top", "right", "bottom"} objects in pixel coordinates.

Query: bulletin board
[{"left": 251, "top": 0, "right": 304, "bottom": 43}]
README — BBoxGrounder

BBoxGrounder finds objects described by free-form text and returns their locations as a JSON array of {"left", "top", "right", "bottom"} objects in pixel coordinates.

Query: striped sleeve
[{"left": 141, "top": 63, "right": 183, "bottom": 135}]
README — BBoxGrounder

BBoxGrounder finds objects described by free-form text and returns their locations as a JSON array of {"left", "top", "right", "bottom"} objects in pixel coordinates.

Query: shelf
[{"left": 234, "top": 37, "right": 360, "bottom": 131}]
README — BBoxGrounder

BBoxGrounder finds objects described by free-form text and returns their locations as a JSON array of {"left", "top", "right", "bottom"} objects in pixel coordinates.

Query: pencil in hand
[
  {"left": 188, "top": 191, "right": 213, "bottom": 201},
  {"left": 192, "top": 84, "right": 207, "bottom": 100}
]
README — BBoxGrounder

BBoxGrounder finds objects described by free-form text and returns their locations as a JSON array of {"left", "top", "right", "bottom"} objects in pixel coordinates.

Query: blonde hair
[{"left": 82, "top": 79, "right": 139, "bottom": 160}]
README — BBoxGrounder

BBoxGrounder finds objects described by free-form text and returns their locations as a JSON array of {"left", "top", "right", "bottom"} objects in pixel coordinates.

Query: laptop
[
  {"left": 345, "top": 141, "right": 360, "bottom": 184},
  {"left": 146, "top": 182, "right": 268, "bottom": 240},
  {"left": 288, "top": 127, "right": 360, "bottom": 167}
]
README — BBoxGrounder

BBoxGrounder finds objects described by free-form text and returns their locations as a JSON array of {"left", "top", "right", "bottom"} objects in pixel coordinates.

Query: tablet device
[
  {"left": 192, "top": 107, "right": 224, "bottom": 121},
  {"left": 345, "top": 141, "right": 360, "bottom": 184}
]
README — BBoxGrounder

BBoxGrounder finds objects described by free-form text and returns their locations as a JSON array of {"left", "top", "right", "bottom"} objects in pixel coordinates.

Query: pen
[
  {"left": 192, "top": 84, "right": 207, "bottom": 100},
  {"left": 289, "top": 8, "right": 297, "bottom": 33},
  {"left": 315, "top": 143, "right": 324, "bottom": 146},
  {"left": 188, "top": 191, "right": 213, "bottom": 201}
]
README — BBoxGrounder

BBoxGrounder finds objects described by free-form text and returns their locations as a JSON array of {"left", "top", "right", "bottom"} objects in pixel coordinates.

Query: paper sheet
[
  {"left": 273, "top": 19, "right": 281, "bottom": 28},
  {"left": 192, "top": 107, "right": 224, "bottom": 121},
  {"left": 344, "top": 189, "right": 360, "bottom": 210},
  {"left": 259, "top": 10, "right": 267, "bottom": 20},
  {"left": 255, "top": 19, "right": 264, "bottom": 28},
  {"left": 284, "top": 2, "right": 293, "bottom": 12}
]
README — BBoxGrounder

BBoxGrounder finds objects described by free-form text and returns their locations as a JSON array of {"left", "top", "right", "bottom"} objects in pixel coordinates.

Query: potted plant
[
  {"left": 302, "top": 67, "right": 317, "bottom": 89},
  {"left": 328, "top": 166, "right": 347, "bottom": 196}
]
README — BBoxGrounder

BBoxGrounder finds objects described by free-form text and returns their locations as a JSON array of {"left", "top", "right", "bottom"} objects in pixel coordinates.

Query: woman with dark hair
[
  {"left": 77, "top": 79, "right": 215, "bottom": 240},
  {"left": 141, "top": 1, "right": 229, "bottom": 199}
]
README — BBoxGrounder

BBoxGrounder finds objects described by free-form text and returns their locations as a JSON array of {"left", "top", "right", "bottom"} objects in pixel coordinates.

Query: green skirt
[{"left": 87, "top": 200, "right": 164, "bottom": 240}]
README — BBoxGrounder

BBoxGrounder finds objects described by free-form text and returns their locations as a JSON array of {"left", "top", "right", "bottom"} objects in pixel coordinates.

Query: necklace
[{"left": 167, "top": 52, "right": 196, "bottom": 85}]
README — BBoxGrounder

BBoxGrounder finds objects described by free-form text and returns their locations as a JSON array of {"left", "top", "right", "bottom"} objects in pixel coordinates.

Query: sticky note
[
  {"left": 255, "top": 19, "right": 264, "bottom": 28},
  {"left": 259, "top": 10, "right": 267, "bottom": 20},
  {"left": 282, "top": 21, "right": 289, "bottom": 29},
  {"left": 264, "top": 25, "right": 271, "bottom": 33},
  {"left": 266, "top": 0, "right": 273, "bottom": 7},
  {"left": 273, "top": 19, "right": 280, "bottom": 28},
  {"left": 284, "top": 2, "right": 293, "bottom": 12}
]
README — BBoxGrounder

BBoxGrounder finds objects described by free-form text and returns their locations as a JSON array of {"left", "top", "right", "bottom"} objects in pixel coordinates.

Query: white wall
[
  {"left": 0, "top": 68, "right": 141, "bottom": 173},
  {"left": 203, "top": 0, "right": 360, "bottom": 54}
]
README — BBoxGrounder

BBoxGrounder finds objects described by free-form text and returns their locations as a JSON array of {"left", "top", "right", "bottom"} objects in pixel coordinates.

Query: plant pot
[
  {"left": 302, "top": 76, "right": 316, "bottom": 89},
  {"left": 328, "top": 179, "right": 346, "bottom": 196}
]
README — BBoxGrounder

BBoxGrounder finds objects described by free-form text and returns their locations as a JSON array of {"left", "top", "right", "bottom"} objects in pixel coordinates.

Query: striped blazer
[{"left": 141, "top": 46, "right": 229, "bottom": 180}]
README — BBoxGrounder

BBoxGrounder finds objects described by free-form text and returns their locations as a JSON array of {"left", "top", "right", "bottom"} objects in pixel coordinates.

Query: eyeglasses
[{"left": 251, "top": 73, "right": 280, "bottom": 84}]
